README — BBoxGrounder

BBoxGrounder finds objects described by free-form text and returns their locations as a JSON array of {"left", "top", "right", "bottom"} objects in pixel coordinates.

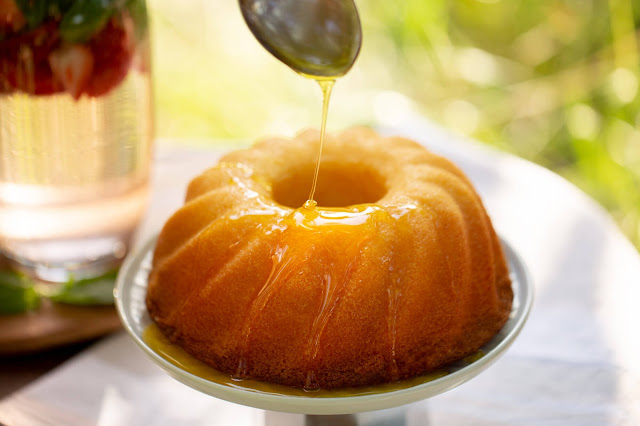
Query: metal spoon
[{"left": 239, "top": 0, "right": 362, "bottom": 78}]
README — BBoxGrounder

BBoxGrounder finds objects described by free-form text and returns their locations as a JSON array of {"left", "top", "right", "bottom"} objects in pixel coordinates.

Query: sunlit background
[{"left": 149, "top": 0, "right": 640, "bottom": 251}]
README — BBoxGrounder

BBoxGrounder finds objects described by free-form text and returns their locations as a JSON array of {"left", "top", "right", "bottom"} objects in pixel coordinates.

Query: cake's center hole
[{"left": 273, "top": 162, "right": 387, "bottom": 208}]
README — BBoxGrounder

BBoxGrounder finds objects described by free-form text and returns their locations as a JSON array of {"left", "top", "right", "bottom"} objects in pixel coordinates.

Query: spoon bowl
[{"left": 239, "top": 0, "right": 362, "bottom": 77}]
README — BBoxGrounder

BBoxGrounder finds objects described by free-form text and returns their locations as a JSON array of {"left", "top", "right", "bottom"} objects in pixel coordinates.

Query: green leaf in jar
[
  {"left": 59, "top": 0, "right": 120, "bottom": 43},
  {"left": 47, "top": 0, "right": 76, "bottom": 19},
  {"left": 126, "top": 0, "right": 148, "bottom": 41},
  {"left": 46, "top": 269, "right": 118, "bottom": 305},
  {"left": 15, "top": 0, "right": 49, "bottom": 29},
  {"left": 0, "top": 269, "right": 40, "bottom": 315}
]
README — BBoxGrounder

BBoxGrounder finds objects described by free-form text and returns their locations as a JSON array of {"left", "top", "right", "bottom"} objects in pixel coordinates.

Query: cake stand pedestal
[{"left": 266, "top": 407, "right": 408, "bottom": 425}]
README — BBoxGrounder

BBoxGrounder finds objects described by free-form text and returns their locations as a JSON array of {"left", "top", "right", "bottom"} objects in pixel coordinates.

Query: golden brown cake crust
[{"left": 146, "top": 127, "right": 513, "bottom": 389}]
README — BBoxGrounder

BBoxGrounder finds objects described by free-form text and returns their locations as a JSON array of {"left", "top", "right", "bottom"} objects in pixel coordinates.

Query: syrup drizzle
[
  {"left": 304, "top": 79, "right": 335, "bottom": 210},
  {"left": 382, "top": 209, "right": 413, "bottom": 381},
  {"left": 386, "top": 283, "right": 402, "bottom": 382},
  {"left": 235, "top": 239, "right": 300, "bottom": 378},
  {"left": 303, "top": 244, "right": 360, "bottom": 390}
]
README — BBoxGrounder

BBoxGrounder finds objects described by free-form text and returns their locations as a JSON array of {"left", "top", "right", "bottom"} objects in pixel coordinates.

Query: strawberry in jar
[{"left": 0, "top": 0, "right": 149, "bottom": 99}]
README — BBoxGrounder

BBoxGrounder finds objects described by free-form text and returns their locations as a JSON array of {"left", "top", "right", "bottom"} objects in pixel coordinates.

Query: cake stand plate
[{"left": 115, "top": 236, "right": 533, "bottom": 415}]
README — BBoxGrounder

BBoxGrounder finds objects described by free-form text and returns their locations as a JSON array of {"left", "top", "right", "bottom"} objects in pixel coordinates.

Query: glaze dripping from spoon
[{"left": 239, "top": 0, "right": 362, "bottom": 208}]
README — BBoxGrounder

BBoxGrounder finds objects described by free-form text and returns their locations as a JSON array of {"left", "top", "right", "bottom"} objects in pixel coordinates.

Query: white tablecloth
[{"left": 1, "top": 121, "right": 639, "bottom": 425}]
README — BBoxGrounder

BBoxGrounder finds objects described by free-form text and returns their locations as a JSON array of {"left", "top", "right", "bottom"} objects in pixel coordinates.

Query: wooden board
[{"left": 0, "top": 299, "right": 121, "bottom": 356}]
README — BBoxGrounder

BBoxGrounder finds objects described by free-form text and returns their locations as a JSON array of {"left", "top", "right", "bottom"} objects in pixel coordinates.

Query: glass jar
[{"left": 0, "top": 0, "right": 153, "bottom": 282}]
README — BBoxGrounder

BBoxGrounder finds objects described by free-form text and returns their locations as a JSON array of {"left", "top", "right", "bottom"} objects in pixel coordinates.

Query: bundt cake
[{"left": 146, "top": 127, "right": 513, "bottom": 390}]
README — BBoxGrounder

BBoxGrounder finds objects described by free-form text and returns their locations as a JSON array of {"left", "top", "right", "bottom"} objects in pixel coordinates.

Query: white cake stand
[{"left": 115, "top": 236, "right": 532, "bottom": 417}]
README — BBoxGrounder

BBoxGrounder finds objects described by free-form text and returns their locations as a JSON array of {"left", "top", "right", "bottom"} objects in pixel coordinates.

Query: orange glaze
[{"left": 233, "top": 201, "right": 414, "bottom": 390}]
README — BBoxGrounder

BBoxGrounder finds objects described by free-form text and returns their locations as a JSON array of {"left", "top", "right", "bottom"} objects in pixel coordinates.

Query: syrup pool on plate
[{"left": 143, "top": 322, "right": 462, "bottom": 398}]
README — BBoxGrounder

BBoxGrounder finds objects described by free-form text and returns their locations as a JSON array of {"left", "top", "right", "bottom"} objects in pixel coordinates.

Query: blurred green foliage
[
  {"left": 361, "top": 0, "right": 640, "bottom": 249},
  {"left": 148, "top": 0, "right": 639, "bottom": 251}
]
